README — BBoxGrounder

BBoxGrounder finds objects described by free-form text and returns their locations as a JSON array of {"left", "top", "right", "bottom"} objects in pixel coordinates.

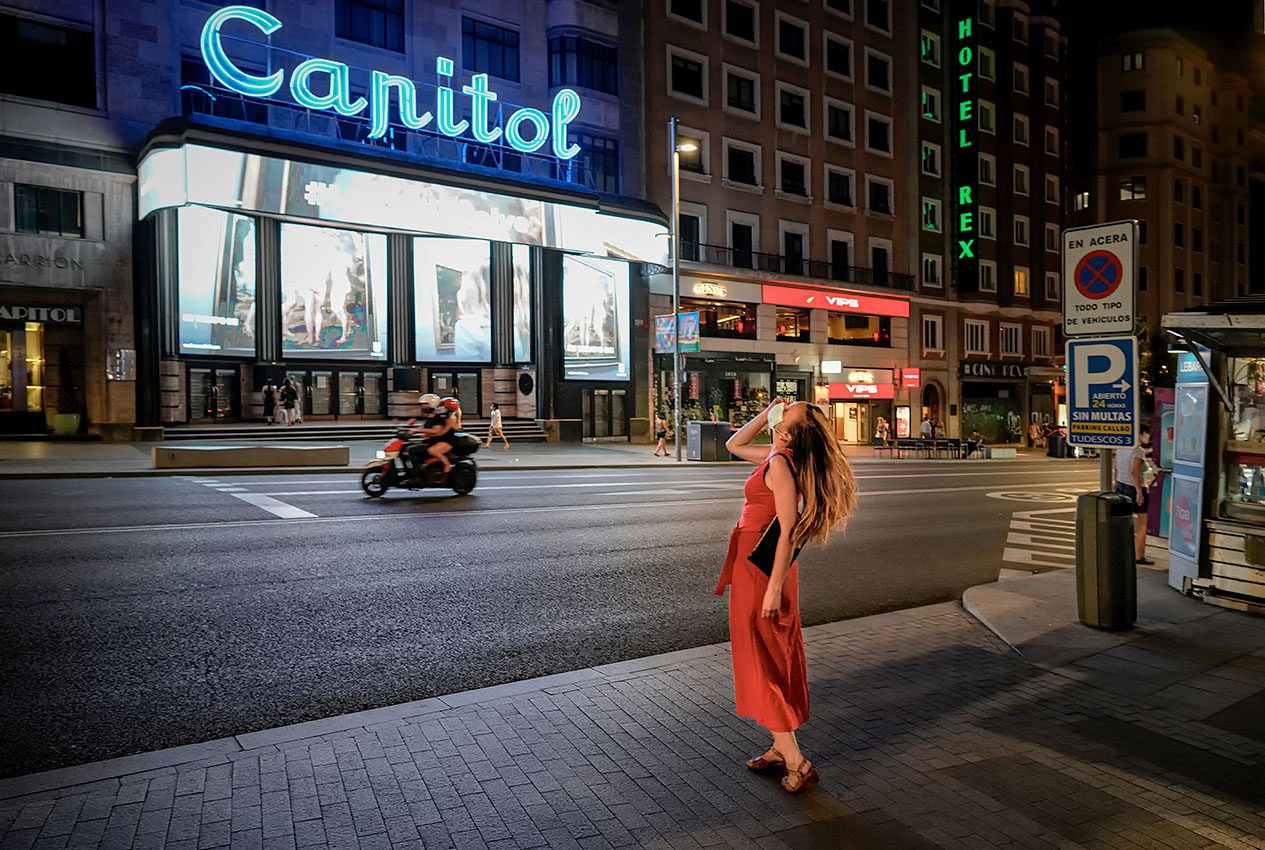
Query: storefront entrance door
[
  {"left": 336, "top": 370, "right": 386, "bottom": 418},
  {"left": 430, "top": 371, "right": 481, "bottom": 414},
  {"left": 583, "top": 388, "right": 629, "bottom": 439},
  {"left": 833, "top": 402, "right": 870, "bottom": 444},
  {"left": 190, "top": 367, "right": 240, "bottom": 422}
]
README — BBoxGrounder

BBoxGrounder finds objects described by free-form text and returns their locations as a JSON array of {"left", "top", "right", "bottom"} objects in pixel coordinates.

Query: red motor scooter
[{"left": 360, "top": 420, "right": 480, "bottom": 498}]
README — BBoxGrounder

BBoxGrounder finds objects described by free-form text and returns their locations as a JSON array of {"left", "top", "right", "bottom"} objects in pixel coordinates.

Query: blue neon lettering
[
  {"left": 435, "top": 58, "right": 469, "bottom": 136},
  {"left": 289, "top": 59, "right": 367, "bottom": 116},
  {"left": 504, "top": 108, "right": 549, "bottom": 153},
  {"left": 367, "top": 71, "right": 433, "bottom": 139},
  {"left": 551, "top": 89, "right": 581, "bottom": 160},
  {"left": 199, "top": 5, "right": 284, "bottom": 97},
  {"left": 463, "top": 74, "right": 501, "bottom": 144}
]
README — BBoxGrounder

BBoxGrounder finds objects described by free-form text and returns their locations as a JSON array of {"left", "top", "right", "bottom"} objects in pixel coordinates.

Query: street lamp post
[{"left": 668, "top": 117, "right": 697, "bottom": 463}]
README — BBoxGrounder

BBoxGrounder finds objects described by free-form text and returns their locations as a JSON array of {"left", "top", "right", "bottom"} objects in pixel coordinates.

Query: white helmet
[{"left": 419, "top": 393, "right": 440, "bottom": 409}]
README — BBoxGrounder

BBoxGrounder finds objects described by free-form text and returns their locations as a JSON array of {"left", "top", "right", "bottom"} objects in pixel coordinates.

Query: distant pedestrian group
[{"left": 262, "top": 377, "right": 303, "bottom": 425}]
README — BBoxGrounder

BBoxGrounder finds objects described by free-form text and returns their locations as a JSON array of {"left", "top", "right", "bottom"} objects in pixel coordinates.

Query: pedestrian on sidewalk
[
  {"left": 292, "top": 378, "right": 304, "bottom": 425},
  {"left": 262, "top": 379, "right": 277, "bottom": 425},
  {"left": 654, "top": 414, "right": 669, "bottom": 456},
  {"left": 717, "top": 399, "right": 858, "bottom": 793},
  {"left": 280, "top": 378, "right": 298, "bottom": 426},
  {"left": 485, "top": 402, "right": 509, "bottom": 449},
  {"left": 1113, "top": 424, "right": 1154, "bottom": 565}
]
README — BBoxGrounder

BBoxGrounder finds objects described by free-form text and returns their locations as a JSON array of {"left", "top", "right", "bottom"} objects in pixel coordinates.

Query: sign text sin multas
[{"left": 200, "top": 5, "right": 582, "bottom": 158}]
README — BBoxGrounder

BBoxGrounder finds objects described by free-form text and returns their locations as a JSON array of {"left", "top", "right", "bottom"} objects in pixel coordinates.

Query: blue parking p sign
[{"left": 1066, "top": 336, "right": 1139, "bottom": 448}]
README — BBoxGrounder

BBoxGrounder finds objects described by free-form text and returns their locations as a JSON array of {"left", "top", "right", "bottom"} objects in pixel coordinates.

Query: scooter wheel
[
  {"left": 361, "top": 468, "right": 388, "bottom": 498},
  {"left": 450, "top": 464, "right": 477, "bottom": 496}
]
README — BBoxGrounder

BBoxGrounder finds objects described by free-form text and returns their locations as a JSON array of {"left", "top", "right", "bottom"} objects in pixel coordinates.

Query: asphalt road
[{"left": 0, "top": 458, "right": 1097, "bottom": 778}]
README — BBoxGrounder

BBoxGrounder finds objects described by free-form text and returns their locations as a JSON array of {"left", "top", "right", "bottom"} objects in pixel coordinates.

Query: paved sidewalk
[
  {"left": 3, "top": 570, "right": 1264, "bottom": 850},
  {"left": 0, "top": 441, "right": 1070, "bottom": 478}
]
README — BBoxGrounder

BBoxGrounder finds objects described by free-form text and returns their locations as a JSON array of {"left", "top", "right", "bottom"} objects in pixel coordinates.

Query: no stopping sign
[{"left": 1062, "top": 221, "right": 1136, "bottom": 336}]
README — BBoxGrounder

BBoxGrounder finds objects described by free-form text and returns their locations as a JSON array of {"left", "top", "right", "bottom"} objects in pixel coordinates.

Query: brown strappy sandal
[
  {"left": 781, "top": 759, "right": 819, "bottom": 793},
  {"left": 745, "top": 748, "right": 786, "bottom": 772}
]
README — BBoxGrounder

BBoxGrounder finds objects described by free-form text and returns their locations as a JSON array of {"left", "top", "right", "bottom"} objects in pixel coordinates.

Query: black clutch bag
[{"left": 747, "top": 518, "right": 803, "bottom": 577}]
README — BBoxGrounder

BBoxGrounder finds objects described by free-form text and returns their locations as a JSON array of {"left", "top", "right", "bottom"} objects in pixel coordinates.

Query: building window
[
  {"left": 1119, "top": 176, "right": 1147, "bottom": 201},
  {"left": 724, "top": 0, "right": 757, "bottom": 43},
  {"left": 1014, "top": 114, "right": 1029, "bottom": 146},
  {"left": 921, "top": 87, "right": 942, "bottom": 122},
  {"left": 1074, "top": 190, "right": 1089, "bottom": 211},
  {"left": 866, "top": 0, "right": 891, "bottom": 33},
  {"left": 1013, "top": 268, "right": 1029, "bottom": 296},
  {"left": 1176, "top": 95, "right": 1185, "bottom": 115},
  {"left": 1174, "top": 135, "right": 1185, "bottom": 161},
  {"left": 829, "top": 235, "right": 852, "bottom": 278},
  {"left": 1193, "top": 186, "right": 1202, "bottom": 209},
  {"left": 776, "top": 308, "right": 811, "bottom": 342},
  {"left": 1046, "top": 223, "right": 1059, "bottom": 253},
  {"left": 1012, "top": 12, "right": 1028, "bottom": 44},
  {"left": 725, "top": 67, "right": 758, "bottom": 115},
  {"left": 778, "top": 85, "right": 808, "bottom": 130},
  {"left": 669, "top": 0, "right": 705, "bottom": 24},
  {"left": 826, "top": 100, "right": 855, "bottom": 144},
  {"left": 979, "top": 47, "right": 996, "bottom": 81},
  {"left": 1123, "top": 51, "right": 1144, "bottom": 71},
  {"left": 826, "top": 0, "right": 853, "bottom": 17},
  {"left": 1138, "top": 267, "right": 1148, "bottom": 292},
  {"left": 980, "top": 154, "right": 996, "bottom": 186},
  {"left": 981, "top": 0, "right": 996, "bottom": 27},
  {"left": 1045, "top": 272, "right": 1060, "bottom": 301},
  {"left": 1045, "top": 175, "right": 1059, "bottom": 205},
  {"left": 676, "top": 132, "right": 705, "bottom": 173},
  {"left": 866, "top": 49, "right": 892, "bottom": 94},
  {"left": 923, "top": 314, "right": 944, "bottom": 351},
  {"left": 1045, "top": 127, "right": 1059, "bottom": 156},
  {"left": 0, "top": 13, "right": 96, "bottom": 107},
  {"left": 678, "top": 213, "right": 701, "bottom": 259},
  {"left": 730, "top": 220, "right": 756, "bottom": 268},
  {"left": 1044, "top": 29, "right": 1058, "bottom": 58},
  {"left": 921, "top": 30, "right": 941, "bottom": 67},
  {"left": 777, "top": 13, "right": 808, "bottom": 62},
  {"left": 1193, "top": 146, "right": 1202, "bottom": 168},
  {"left": 1119, "top": 133, "right": 1148, "bottom": 158},
  {"left": 724, "top": 141, "right": 760, "bottom": 186},
  {"left": 462, "top": 17, "right": 519, "bottom": 81},
  {"left": 980, "top": 261, "right": 997, "bottom": 293},
  {"left": 1193, "top": 228, "right": 1203, "bottom": 253},
  {"left": 782, "top": 229, "right": 806, "bottom": 275},
  {"left": 549, "top": 36, "right": 618, "bottom": 94},
  {"left": 1193, "top": 104, "right": 1203, "bottom": 125},
  {"left": 689, "top": 300, "right": 758, "bottom": 339},
  {"left": 922, "top": 254, "right": 942, "bottom": 289},
  {"left": 1174, "top": 222, "right": 1185, "bottom": 248},
  {"left": 980, "top": 207, "right": 996, "bottom": 240},
  {"left": 571, "top": 134, "right": 619, "bottom": 194},
  {"left": 669, "top": 51, "right": 706, "bottom": 102},
  {"left": 1175, "top": 268, "right": 1185, "bottom": 293},
  {"left": 1014, "top": 165, "right": 1030, "bottom": 196},
  {"left": 921, "top": 142, "right": 942, "bottom": 177},
  {"left": 865, "top": 113, "right": 892, "bottom": 154},
  {"left": 1121, "top": 90, "right": 1145, "bottom": 112},
  {"left": 1014, "top": 217, "right": 1029, "bottom": 247},
  {"left": 14, "top": 185, "right": 83, "bottom": 238},
  {"left": 825, "top": 34, "right": 853, "bottom": 78},
  {"left": 1194, "top": 271, "right": 1204, "bottom": 296},
  {"left": 965, "top": 319, "right": 989, "bottom": 354},
  {"left": 867, "top": 177, "right": 893, "bottom": 215},
  {"left": 1138, "top": 219, "right": 1148, "bottom": 243},
  {"left": 779, "top": 156, "right": 808, "bottom": 197},
  {"left": 922, "top": 198, "right": 942, "bottom": 232},
  {"left": 828, "top": 313, "right": 891, "bottom": 347},
  {"left": 979, "top": 100, "right": 996, "bottom": 134},
  {"left": 1174, "top": 178, "right": 1185, "bottom": 203},
  {"left": 826, "top": 167, "right": 855, "bottom": 207},
  {"left": 1044, "top": 77, "right": 1059, "bottom": 107},
  {"left": 1001, "top": 324, "right": 1022, "bottom": 355},
  {"left": 1013, "top": 63, "right": 1029, "bottom": 95},
  {"left": 1033, "top": 326, "right": 1051, "bottom": 356},
  {"left": 335, "top": 0, "right": 405, "bottom": 52}
]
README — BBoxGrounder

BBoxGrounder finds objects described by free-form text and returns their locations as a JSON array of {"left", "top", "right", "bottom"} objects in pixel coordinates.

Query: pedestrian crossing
[{"left": 999, "top": 507, "right": 1077, "bottom": 580}]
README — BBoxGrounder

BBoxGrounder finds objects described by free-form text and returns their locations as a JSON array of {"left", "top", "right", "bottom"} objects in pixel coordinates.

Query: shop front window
[
  {"left": 776, "top": 308, "right": 810, "bottom": 342},
  {"left": 961, "top": 381, "right": 1025, "bottom": 444},
  {"left": 683, "top": 298, "right": 757, "bottom": 339},
  {"left": 657, "top": 358, "right": 772, "bottom": 432},
  {"left": 827, "top": 312, "right": 890, "bottom": 347},
  {"left": 0, "top": 322, "right": 43, "bottom": 415},
  {"left": 1225, "top": 358, "right": 1265, "bottom": 522}
]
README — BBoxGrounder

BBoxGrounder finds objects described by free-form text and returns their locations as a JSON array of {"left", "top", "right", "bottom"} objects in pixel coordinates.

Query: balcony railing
[{"left": 681, "top": 242, "right": 915, "bottom": 291}]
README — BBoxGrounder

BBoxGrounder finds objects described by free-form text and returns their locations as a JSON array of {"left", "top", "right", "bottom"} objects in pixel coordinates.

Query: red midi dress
[{"left": 714, "top": 449, "right": 809, "bottom": 732}]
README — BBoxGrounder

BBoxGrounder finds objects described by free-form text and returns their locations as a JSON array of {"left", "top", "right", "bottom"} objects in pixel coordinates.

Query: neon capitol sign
[{"left": 200, "top": 5, "right": 582, "bottom": 158}]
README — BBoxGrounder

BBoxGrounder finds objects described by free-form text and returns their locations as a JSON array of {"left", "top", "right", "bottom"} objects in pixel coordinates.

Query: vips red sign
[
  {"left": 829, "top": 382, "right": 895, "bottom": 400},
  {"left": 901, "top": 367, "right": 921, "bottom": 388},
  {"left": 761, "top": 285, "right": 910, "bottom": 318}
]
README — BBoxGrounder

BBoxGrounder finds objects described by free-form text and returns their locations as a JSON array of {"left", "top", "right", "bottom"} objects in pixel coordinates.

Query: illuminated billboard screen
[
  {"left": 413, "top": 238, "right": 493, "bottom": 363},
  {"left": 279, "top": 222, "right": 388, "bottom": 359},
  {"left": 562, "top": 255, "right": 630, "bottom": 381},
  {"left": 177, "top": 206, "right": 257, "bottom": 356},
  {"left": 512, "top": 244, "right": 532, "bottom": 363}
]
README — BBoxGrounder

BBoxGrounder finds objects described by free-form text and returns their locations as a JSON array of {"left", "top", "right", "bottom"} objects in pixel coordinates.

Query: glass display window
[
  {"left": 827, "top": 312, "right": 891, "bottom": 347},
  {"left": 681, "top": 297, "right": 757, "bottom": 339},
  {"left": 776, "top": 308, "right": 810, "bottom": 342}
]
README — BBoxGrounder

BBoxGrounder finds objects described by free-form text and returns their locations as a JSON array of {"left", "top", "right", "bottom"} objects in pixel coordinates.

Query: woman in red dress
[{"left": 716, "top": 399, "right": 858, "bottom": 793}]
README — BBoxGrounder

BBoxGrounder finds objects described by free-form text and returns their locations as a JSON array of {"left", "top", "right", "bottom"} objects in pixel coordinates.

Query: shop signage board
[
  {"left": 1065, "top": 336, "right": 1139, "bottom": 448},
  {"left": 760, "top": 285, "right": 910, "bottom": 318},
  {"left": 959, "top": 361, "right": 1029, "bottom": 378},
  {"left": 902, "top": 367, "right": 921, "bottom": 388},
  {"left": 950, "top": 10, "right": 980, "bottom": 293},
  {"left": 1061, "top": 220, "right": 1137, "bottom": 337},
  {"left": 829, "top": 382, "right": 895, "bottom": 400},
  {"left": 692, "top": 282, "right": 728, "bottom": 298},
  {"left": 0, "top": 305, "right": 82, "bottom": 324}
]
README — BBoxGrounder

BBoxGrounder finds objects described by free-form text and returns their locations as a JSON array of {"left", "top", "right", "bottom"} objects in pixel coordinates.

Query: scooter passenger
[
  {"left": 425, "top": 397, "right": 462, "bottom": 474},
  {"left": 405, "top": 393, "right": 442, "bottom": 471}
]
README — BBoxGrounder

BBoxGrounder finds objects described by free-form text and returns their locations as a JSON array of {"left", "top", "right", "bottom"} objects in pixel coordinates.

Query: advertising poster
[
  {"left": 896, "top": 406, "right": 911, "bottom": 438},
  {"left": 280, "top": 223, "right": 387, "bottom": 359},
  {"left": 562, "top": 256, "right": 630, "bottom": 381},
  {"left": 1169, "top": 474, "right": 1203, "bottom": 561},
  {"left": 511, "top": 244, "right": 532, "bottom": 363},
  {"left": 678, "top": 311, "right": 701, "bottom": 353},
  {"left": 654, "top": 315, "right": 675, "bottom": 354},
  {"left": 1173, "top": 384, "right": 1209, "bottom": 468},
  {"left": 414, "top": 237, "right": 493, "bottom": 363},
  {"left": 1153, "top": 387, "right": 1175, "bottom": 470},
  {"left": 177, "top": 206, "right": 256, "bottom": 356}
]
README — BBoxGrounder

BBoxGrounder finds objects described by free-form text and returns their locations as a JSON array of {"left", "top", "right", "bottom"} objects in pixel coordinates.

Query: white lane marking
[
  {"left": 1006, "top": 532, "right": 1075, "bottom": 551},
  {"left": 1002, "top": 547, "right": 1075, "bottom": 569},
  {"left": 228, "top": 492, "right": 317, "bottom": 519},
  {"left": 0, "top": 481, "right": 1091, "bottom": 540},
  {"left": 1002, "top": 507, "right": 1079, "bottom": 571}
]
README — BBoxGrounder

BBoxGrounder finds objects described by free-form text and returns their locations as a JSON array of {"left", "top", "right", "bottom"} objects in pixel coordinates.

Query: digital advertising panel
[
  {"left": 562, "top": 256, "right": 630, "bottom": 381},
  {"left": 177, "top": 206, "right": 257, "bottom": 356},
  {"left": 279, "top": 222, "right": 388, "bottom": 359},
  {"left": 414, "top": 238, "right": 493, "bottom": 363},
  {"left": 512, "top": 244, "right": 532, "bottom": 363}
]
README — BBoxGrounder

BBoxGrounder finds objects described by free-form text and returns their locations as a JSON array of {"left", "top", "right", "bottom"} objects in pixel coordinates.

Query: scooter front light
[{"left": 376, "top": 450, "right": 387, "bottom": 460}]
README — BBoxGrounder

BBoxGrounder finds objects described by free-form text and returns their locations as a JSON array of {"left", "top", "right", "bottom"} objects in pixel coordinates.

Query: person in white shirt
[
  {"left": 484, "top": 402, "right": 508, "bottom": 449},
  {"left": 1113, "top": 424, "right": 1154, "bottom": 565}
]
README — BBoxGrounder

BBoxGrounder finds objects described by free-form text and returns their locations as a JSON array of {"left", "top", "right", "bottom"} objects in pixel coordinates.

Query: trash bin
[
  {"left": 687, "top": 421, "right": 729, "bottom": 461},
  {"left": 1076, "top": 492, "right": 1137, "bottom": 629},
  {"left": 686, "top": 420, "right": 702, "bottom": 461},
  {"left": 1047, "top": 433, "right": 1068, "bottom": 458}
]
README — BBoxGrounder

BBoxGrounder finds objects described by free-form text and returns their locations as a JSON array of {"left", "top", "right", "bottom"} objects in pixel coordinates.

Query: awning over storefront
[
  {"left": 137, "top": 142, "right": 669, "bottom": 264},
  {"left": 1162, "top": 296, "right": 1265, "bottom": 356}
]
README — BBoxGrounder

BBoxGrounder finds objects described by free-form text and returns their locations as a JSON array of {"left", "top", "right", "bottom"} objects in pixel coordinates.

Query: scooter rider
[
  {"left": 405, "top": 393, "right": 441, "bottom": 471},
  {"left": 425, "top": 397, "right": 461, "bottom": 474}
]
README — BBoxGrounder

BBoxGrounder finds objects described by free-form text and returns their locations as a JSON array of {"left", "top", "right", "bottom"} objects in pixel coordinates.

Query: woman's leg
[{"left": 771, "top": 731, "right": 805, "bottom": 769}]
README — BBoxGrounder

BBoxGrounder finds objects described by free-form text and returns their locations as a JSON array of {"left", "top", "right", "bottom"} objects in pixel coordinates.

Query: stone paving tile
[{"left": 5, "top": 609, "right": 1265, "bottom": 850}]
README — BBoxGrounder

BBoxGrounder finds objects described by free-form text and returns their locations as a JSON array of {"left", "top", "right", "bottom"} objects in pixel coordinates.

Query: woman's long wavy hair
[{"left": 786, "top": 403, "right": 858, "bottom": 546}]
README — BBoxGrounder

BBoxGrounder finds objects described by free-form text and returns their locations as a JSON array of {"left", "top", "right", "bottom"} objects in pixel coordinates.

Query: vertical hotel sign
[{"left": 952, "top": 4, "right": 978, "bottom": 292}]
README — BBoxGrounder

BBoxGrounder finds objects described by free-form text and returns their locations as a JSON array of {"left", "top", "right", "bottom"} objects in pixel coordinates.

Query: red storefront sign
[
  {"left": 761, "top": 285, "right": 910, "bottom": 318},
  {"left": 902, "top": 367, "right": 921, "bottom": 388},
  {"left": 829, "top": 382, "right": 896, "bottom": 400}
]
